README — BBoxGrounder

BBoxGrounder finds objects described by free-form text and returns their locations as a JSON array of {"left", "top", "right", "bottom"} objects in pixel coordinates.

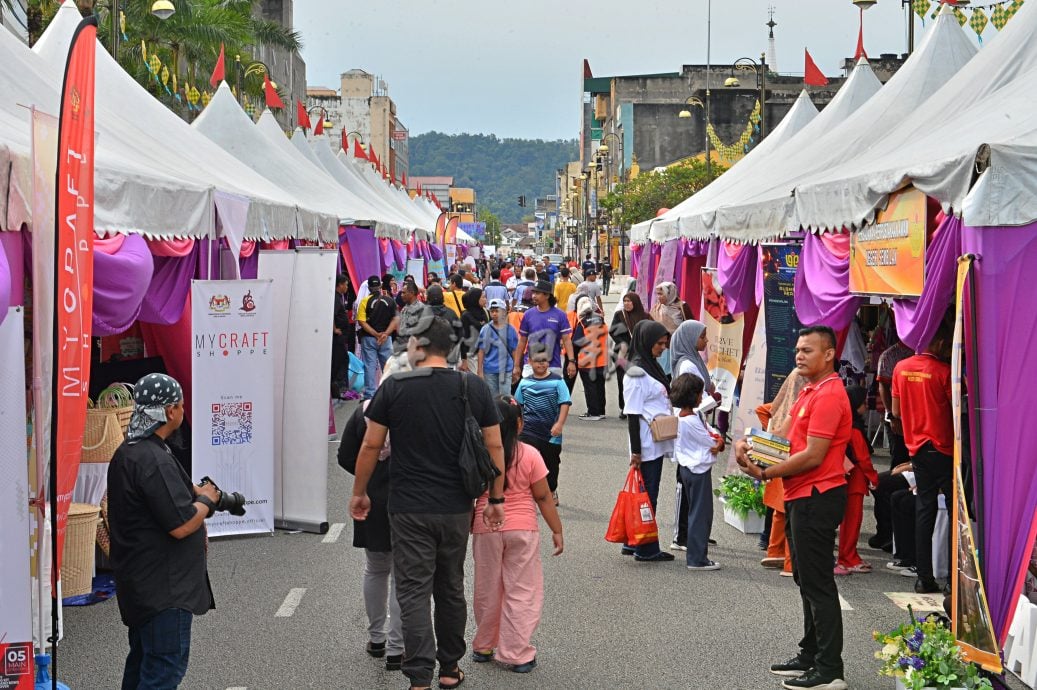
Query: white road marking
[
  {"left": 839, "top": 594, "right": 854, "bottom": 611},
  {"left": 275, "top": 588, "right": 307, "bottom": 617},
  {"left": 322, "top": 523, "right": 345, "bottom": 544},
  {"left": 226, "top": 687, "right": 247, "bottom": 690}
]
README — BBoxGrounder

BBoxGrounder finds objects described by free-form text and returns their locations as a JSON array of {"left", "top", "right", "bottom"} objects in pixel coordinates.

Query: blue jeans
[
  {"left": 360, "top": 335, "right": 393, "bottom": 399},
  {"left": 122, "top": 608, "right": 192, "bottom": 690},
  {"left": 483, "top": 371, "right": 512, "bottom": 397},
  {"left": 633, "top": 457, "right": 664, "bottom": 557},
  {"left": 680, "top": 465, "right": 714, "bottom": 566}
]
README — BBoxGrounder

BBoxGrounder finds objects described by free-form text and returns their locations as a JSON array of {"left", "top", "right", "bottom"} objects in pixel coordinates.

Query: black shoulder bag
[{"left": 457, "top": 373, "right": 501, "bottom": 499}]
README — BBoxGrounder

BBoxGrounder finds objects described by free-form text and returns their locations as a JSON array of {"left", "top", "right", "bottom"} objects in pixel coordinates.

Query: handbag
[
  {"left": 457, "top": 374, "right": 502, "bottom": 499},
  {"left": 605, "top": 467, "right": 658, "bottom": 545},
  {"left": 648, "top": 414, "right": 679, "bottom": 442}
]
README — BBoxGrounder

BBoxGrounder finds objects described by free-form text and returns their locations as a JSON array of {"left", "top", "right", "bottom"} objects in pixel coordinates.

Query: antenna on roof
[{"left": 767, "top": 6, "right": 779, "bottom": 73}]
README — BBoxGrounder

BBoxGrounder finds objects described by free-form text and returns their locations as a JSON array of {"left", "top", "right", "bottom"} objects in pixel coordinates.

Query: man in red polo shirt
[
  {"left": 891, "top": 324, "right": 953, "bottom": 595},
  {"left": 736, "top": 326, "right": 851, "bottom": 690}
]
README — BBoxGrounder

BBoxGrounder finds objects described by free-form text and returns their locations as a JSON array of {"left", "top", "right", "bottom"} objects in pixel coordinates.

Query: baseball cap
[
  {"left": 488, "top": 298, "right": 506, "bottom": 310},
  {"left": 366, "top": 275, "right": 381, "bottom": 290}
]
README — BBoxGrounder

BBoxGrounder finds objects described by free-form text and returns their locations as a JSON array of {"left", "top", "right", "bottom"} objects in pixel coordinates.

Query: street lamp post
[
  {"left": 729, "top": 54, "right": 769, "bottom": 139},
  {"left": 599, "top": 132, "right": 622, "bottom": 269}
]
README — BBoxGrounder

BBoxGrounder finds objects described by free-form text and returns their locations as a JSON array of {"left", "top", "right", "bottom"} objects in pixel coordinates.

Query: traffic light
[{"left": 517, "top": 195, "right": 526, "bottom": 207}]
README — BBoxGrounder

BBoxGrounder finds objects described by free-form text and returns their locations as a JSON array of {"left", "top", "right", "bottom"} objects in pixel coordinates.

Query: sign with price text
[
  {"left": 191, "top": 280, "right": 275, "bottom": 536},
  {"left": 849, "top": 187, "right": 927, "bottom": 297}
]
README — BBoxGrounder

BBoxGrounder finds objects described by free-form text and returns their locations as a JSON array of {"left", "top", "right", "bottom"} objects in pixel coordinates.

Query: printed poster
[
  {"left": 701, "top": 270, "right": 744, "bottom": 412},
  {"left": 191, "top": 280, "right": 275, "bottom": 536},
  {"left": 730, "top": 300, "right": 768, "bottom": 443},
  {"left": 406, "top": 258, "right": 426, "bottom": 288},
  {"left": 850, "top": 187, "right": 927, "bottom": 297},
  {"left": 653, "top": 239, "right": 679, "bottom": 287},
  {"left": 761, "top": 244, "right": 804, "bottom": 403}
]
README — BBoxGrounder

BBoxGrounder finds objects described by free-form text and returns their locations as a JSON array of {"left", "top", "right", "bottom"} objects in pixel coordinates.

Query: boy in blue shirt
[
  {"left": 514, "top": 347, "right": 571, "bottom": 505},
  {"left": 477, "top": 298, "right": 519, "bottom": 396}
]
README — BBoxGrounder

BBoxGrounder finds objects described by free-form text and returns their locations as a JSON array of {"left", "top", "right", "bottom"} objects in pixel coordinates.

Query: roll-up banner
[
  {"left": 191, "top": 280, "right": 275, "bottom": 536},
  {"left": 761, "top": 244, "right": 804, "bottom": 403},
  {"left": 0, "top": 308, "right": 33, "bottom": 689},
  {"left": 701, "top": 269, "right": 744, "bottom": 412},
  {"left": 258, "top": 249, "right": 336, "bottom": 534}
]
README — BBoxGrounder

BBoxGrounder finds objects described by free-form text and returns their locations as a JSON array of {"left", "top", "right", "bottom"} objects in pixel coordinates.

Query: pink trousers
[{"left": 471, "top": 530, "right": 543, "bottom": 666}]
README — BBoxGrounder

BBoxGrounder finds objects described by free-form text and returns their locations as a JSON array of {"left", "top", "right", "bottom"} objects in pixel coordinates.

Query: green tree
[
  {"left": 600, "top": 159, "right": 726, "bottom": 230},
  {"left": 477, "top": 206, "right": 502, "bottom": 247}
]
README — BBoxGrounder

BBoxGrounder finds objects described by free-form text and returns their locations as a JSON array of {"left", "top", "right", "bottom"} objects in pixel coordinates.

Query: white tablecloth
[{"left": 72, "top": 462, "right": 108, "bottom": 505}]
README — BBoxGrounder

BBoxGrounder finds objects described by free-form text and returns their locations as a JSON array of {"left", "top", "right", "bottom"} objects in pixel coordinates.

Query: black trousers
[
  {"left": 579, "top": 367, "right": 606, "bottom": 416},
  {"left": 523, "top": 435, "right": 562, "bottom": 492},
  {"left": 389, "top": 512, "right": 471, "bottom": 687},
  {"left": 616, "top": 365, "right": 626, "bottom": 412},
  {"left": 330, "top": 333, "right": 348, "bottom": 396},
  {"left": 891, "top": 488, "right": 917, "bottom": 564},
  {"left": 785, "top": 485, "right": 847, "bottom": 678},
  {"left": 912, "top": 443, "right": 953, "bottom": 581},
  {"left": 885, "top": 423, "right": 910, "bottom": 468},
  {"left": 872, "top": 471, "right": 909, "bottom": 544},
  {"left": 563, "top": 356, "right": 578, "bottom": 394}
]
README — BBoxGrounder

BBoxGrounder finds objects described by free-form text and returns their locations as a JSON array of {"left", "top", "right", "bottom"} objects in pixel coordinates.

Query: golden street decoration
[{"left": 707, "top": 100, "right": 762, "bottom": 163}]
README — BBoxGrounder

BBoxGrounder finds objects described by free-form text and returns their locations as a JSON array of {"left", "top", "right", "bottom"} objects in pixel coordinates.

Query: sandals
[
  {"left": 437, "top": 666, "right": 465, "bottom": 689},
  {"left": 471, "top": 649, "right": 494, "bottom": 663}
]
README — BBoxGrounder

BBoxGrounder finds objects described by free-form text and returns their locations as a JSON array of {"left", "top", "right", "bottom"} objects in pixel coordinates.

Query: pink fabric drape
[
  {"left": 147, "top": 237, "right": 196, "bottom": 257},
  {"left": 793, "top": 231, "right": 862, "bottom": 330}
]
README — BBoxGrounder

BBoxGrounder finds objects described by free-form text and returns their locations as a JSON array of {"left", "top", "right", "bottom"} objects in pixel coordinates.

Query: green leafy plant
[
  {"left": 874, "top": 606, "right": 993, "bottom": 690},
  {"left": 713, "top": 474, "right": 764, "bottom": 519}
]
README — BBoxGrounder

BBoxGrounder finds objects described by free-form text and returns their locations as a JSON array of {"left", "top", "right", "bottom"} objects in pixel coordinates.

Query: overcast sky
[{"left": 296, "top": 1, "right": 976, "bottom": 141}]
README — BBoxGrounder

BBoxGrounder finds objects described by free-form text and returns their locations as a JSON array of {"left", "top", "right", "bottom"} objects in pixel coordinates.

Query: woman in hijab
[
  {"left": 459, "top": 287, "right": 489, "bottom": 372},
  {"left": 572, "top": 295, "right": 608, "bottom": 420},
  {"left": 621, "top": 320, "right": 675, "bottom": 562},
  {"left": 609, "top": 292, "right": 651, "bottom": 419},
  {"left": 650, "top": 282, "right": 693, "bottom": 375}
]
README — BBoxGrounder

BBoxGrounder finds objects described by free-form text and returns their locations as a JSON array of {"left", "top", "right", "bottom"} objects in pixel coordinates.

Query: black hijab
[{"left": 630, "top": 320, "right": 671, "bottom": 390}]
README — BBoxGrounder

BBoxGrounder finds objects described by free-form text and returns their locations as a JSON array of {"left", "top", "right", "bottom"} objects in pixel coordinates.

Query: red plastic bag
[{"left": 605, "top": 467, "right": 658, "bottom": 546}]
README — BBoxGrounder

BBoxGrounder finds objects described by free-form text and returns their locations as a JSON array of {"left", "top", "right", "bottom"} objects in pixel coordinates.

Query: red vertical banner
[
  {"left": 444, "top": 216, "right": 459, "bottom": 245},
  {"left": 51, "top": 17, "right": 97, "bottom": 580}
]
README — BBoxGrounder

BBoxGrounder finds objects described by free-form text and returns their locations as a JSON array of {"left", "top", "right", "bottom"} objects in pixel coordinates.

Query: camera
[{"left": 198, "top": 476, "right": 247, "bottom": 516}]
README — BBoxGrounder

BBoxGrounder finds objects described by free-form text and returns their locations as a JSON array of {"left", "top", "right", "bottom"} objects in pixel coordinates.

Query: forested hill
[{"left": 408, "top": 132, "right": 579, "bottom": 223}]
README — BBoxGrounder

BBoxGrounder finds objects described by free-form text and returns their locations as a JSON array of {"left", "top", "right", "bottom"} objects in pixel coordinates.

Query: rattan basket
[
  {"left": 61, "top": 503, "right": 100, "bottom": 597},
  {"left": 82, "top": 408, "right": 125, "bottom": 463}
]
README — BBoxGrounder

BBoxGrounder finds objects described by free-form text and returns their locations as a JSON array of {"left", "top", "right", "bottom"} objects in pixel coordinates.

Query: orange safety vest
[{"left": 575, "top": 317, "right": 607, "bottom": 369}]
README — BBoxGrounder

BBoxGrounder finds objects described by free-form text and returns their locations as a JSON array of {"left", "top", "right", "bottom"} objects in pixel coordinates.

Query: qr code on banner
[{"left": 211, "top": 402, "right": 252, "bottom": 445}]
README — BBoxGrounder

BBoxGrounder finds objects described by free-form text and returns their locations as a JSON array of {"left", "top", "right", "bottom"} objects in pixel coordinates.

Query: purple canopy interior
[
  {"left": 92, "top": 234, "right": 154, "bottom": 336},
  {"left": 893, "top": 215, "right": 961, "bottom": 351}
]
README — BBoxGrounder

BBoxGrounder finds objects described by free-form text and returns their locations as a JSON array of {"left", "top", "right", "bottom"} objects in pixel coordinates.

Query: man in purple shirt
[{"left": 513, "top": 280, "right": 577, "bottom": 382}]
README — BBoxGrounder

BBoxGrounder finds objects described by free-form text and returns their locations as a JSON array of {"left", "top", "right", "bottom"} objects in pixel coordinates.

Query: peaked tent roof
[
  {"left": 669, "top": 57, "right": 883, "bottom": 243},
  {"left": 32, "top": 0, "right": 311, "bottom": 239},
  {"left": 713, "top": 6, "right": 976, "bottom": 239},
  {"left": 337, "top": 150, "right": 433, "bottom": 232},
  {"left": 628, "top": 90, "right": 818, "bottom": 245},
  {"left": 795, "top": 1, "right": 1037, "bottom": 231},
  {"left": 1, "top": 11, "right": 212, "bottom": 237}
]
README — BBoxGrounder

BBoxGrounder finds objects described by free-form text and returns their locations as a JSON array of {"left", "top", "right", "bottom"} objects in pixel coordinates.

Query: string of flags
[{"left": 913, "top": 0, "right": 1025, "bottom": 42}]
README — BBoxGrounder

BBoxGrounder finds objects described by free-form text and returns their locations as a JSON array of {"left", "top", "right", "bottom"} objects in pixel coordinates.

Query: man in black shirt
[
  {"left": 107, "top": 374, "right": 219, "bottom": 689},
  {"left": 332, "top": 273, "right": 356, "bottom": 398},
  {"left": 351, "top": 317, "right": 505, "bottom": 690},
  {"left": 358, "top": 275, "right": 399, "bottom": 400}
]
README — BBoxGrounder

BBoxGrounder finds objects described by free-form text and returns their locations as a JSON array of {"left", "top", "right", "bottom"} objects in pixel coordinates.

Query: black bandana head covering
[
  {"left": 127, "top": 373, "right": 184, "bottom": 443},
  {"left": 630, "top": 320, "right": 671, "bottom": 390}
]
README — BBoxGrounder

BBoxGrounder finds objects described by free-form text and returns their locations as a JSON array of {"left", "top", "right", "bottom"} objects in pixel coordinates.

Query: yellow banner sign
[{"left": 849, "top": 187, "right": 927, "bottom": 297}]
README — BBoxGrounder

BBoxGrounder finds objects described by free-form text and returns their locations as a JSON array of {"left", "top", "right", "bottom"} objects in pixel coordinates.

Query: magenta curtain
[
  {"left": 342, "top": 227, "right": 380, "bottom": 284},
  {"left": 892, "top": 215, "right": 962, "bottom": 351},
  {"left": 630, "top": 244, "right": 643, "bottom": 278},
  {"left": 962, "top": 222, "right": 1037, "bottom": 643},
  {"left": 718, "top": 242, "right": 760, "bottom": 315},
  {"left": 92, "top": 234, "right": 154, "bottom": 336},
  {"left": 793, "top": 232, "right": 862, "bottom": 330},
  {"left": 138, "top": 245, "right": 200, "bottom": 325}
]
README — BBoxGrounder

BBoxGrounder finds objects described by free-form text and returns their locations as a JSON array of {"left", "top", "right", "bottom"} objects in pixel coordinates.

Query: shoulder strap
[{"left": 460, "top": 372, "right": 473, "bottom": 418}]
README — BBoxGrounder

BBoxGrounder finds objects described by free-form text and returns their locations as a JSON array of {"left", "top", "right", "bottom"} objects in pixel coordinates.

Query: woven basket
[
  {"left": 95, "top": 382, "right": 135, "bottom": 436},
  {"left": 61, "top": 503, "right": 100, "bottom": 597},
  {"left": 82, "top": 408, "right": 124, "bottom": 463}
]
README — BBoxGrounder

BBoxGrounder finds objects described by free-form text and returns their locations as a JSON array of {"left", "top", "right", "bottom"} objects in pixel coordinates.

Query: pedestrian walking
[
  {"left": 459, "top": 287, "right": 489, "bottom": 373},
  {"left": 552, "top": 267, "right": 577, "bottom": 313},
  {"left": 514, "top": 347, "right": 572, "bottom": 504},
  {"left": 512, "top": 280, "right": 577, "bottom": 384},
  {"left": 471, "top": 397, "right": 564, "bottom": 674},
  {"left": 477, "top": 299, "right": 519, "bottom": 397},
  {"left": 572, "top": 296, "right": 607, "bottom": 420},
  {"left": 358, "top": 275, "right": 399, "bottom": 400},
  {"left": 350, "top": 317, "right": 506, "bottom": 690},
  {"left": 649, "top": 281, "right": 693, "bottom": 375},
  {"left": 609, "top": 292, "right": 650, "bottom": 420},
  {"left": 622, "top": 320, "right": 675, "bottom": 562},
  {"left": 601, "top": 262, "right": 613, "bottom": 296},
  {"left": 736, "top": 326, "right": 852, "bottom": 690},
  {"left": 834, "top": 385, "right": 880, "bottom": 576},
  {"left": 331, "top": 273, "right": 356, "bottom": 398}
]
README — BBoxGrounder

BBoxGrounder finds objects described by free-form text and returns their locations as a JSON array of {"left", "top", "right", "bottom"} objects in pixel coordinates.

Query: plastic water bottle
[{"left": 35, "top": 654, "right": 71, "bottom": 690}]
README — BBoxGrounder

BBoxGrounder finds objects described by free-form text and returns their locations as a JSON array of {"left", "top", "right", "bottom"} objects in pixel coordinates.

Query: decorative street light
[
  {"left": 307, "top": 105, "right": 332, "bottom": 130},
  {"left": 678, "top": 96, "right": 710, "bottom": 180},
  {"left": 727, "top": 54, "right": 769, "bottom": 139},
  {"left": 150, "top": 0, "right": 175, "bottom": 19}
]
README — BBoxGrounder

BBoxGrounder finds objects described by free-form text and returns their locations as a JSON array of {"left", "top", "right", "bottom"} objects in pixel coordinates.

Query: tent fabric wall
[
  {"left": 717, "top": 242, "right": 759, "bottom": 315},
  {"left": 792, "top": 232, "right": 862, "bottom": 331},
  {"left": 891, "top": 215, "right": 961, "bottom": 351},
  {"left": 961, "top": 222, "right": 1037, "bottom": 642},
  {"left": 92, "top": 234, "right": 154, "bottom": 336}
]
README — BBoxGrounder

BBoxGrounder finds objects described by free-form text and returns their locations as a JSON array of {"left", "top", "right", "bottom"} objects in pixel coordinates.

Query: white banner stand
[{"left": 258, "top": 248, "right": 336, "bottom": 534}]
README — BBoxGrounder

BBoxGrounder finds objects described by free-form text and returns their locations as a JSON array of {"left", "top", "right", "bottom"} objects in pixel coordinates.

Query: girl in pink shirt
[{"left": 471, "top": 397, "right": 564, "bottom": 674}]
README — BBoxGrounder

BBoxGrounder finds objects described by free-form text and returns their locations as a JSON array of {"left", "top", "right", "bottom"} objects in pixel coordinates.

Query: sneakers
[
  {"left": 578, "top": 413, "right": 605, "bottom": 421},
  {"left": 385, "top": 655, "right": 402, "bottom": 671},
  {"left": 512, "top": 658, "right": 537, "bottom": 673},
  {"left": 687, "top": 560, "right": 721, "bottom": 571},
  {"left": 898, "top": 566, "right": 919, "bottom": 578},
  {"left": 634, "top": 551, "right": 675, "bottom": 562},
  {"left": 365, "top": 641, "right": 386, "bottom": 658},
  {"left": 669, "top": 541, "right": 688, "bottom": 552},
  {"left": 886, "top": 560, "right": 914, "bottom": 572},
  {"left": 761, "top": 556, "right": 785, "bottom": 569},
  {"left": 915, "top": 577, "right": 941, "bottom": 594},
  {"left": 781, "top": 669, "right": 848, "bottom": 689},
  {"left": 770, "top": 656, "right": 812, "bottom": 677}
]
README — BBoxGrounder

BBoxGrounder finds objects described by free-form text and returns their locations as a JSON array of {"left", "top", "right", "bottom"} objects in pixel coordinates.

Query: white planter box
[
  {"left": 895, "top": 678, "right": 964, "bottom": 690},
  {"left": 720, "top": 497, "right": 765, "bottom": 534}
]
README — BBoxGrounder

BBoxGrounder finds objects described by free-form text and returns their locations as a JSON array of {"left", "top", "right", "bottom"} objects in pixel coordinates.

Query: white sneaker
[
  {"left": 669, "top": 541, "right": 687, "bottom": 552},
  {"left": 578, "top": 413, "right": 605, "bottom": 421},
  {"left": 687, "top": 560, "right": 721, "bottom": 571}
]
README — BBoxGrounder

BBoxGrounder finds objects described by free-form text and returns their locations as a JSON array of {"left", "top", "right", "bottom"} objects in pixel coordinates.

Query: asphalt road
[{"left": 56, "top": 285, "right": 1014, "bottom": 690}]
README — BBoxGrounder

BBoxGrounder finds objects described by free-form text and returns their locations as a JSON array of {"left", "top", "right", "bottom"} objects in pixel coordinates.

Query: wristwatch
[
  {"left": 760, "top": 466, "right": 768, "bottom": 482},
  {"left": 196, "top": 495, "right": 217, "bottom": 517},
  {"left": 488, "top": 496, "right": 506, "bottom": 505}
]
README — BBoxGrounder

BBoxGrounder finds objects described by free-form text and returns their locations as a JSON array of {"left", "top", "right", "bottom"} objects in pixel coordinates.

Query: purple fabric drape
[
  {"left": 892, "top": 216, "right": 962, "bottom": 350},
  {"left": 630, "top": 244, "right": 643, "bottom": 278},
  {"left": 793, "top": 233, "right": 862, "bottom": 330},
  {"left": 92, "top": 234, "right": 154, "bottom": 336},
  {"left": 138, "top": 246, "right": 199, "bottom": 325},
  {"left": 962, "top": 222, "right": 1037, "bottom": 643},
  {"left": 239, "top": 251, "right": 259, "bottom": 280},
  {"left": 391, "top": 239, "right": 406, "bottom": 269},
  {"left": 684, "top": 240, "right": 709, "bottom": 257},
  {"left": 429, "top": 244, "right": 443, "bottom": 261},
  {"left": 718, "top": 243, "right": 760, "bottom": 315},
  {"left": 0, "top": 235, "right": 10, "bottom": 327},
  {"left": 344, "top": 227, "right": 380, "bottom": 283}
]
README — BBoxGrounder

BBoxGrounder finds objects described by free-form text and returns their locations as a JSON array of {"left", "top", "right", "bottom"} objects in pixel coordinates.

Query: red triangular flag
[
  {"left": 297, "top": 100, "right": 311, "bottom": 130},
  {"left": 804, "top": 49, "right": 829, "bottom": 87},
  {"left": 264, "top": 73, "right": 285, "bottom": 109},
  {"left": 583, "top": 58, "right": 593, "bottom": 79},
  {"left": 209, "top": 43, "right": 225, "bottom": 88},
  {"left": 340, "top": 128, "right": 347, "bottom": 152},
  {"left": 353, "top": 139, "right": 367, "bottom": 159},
  {"left": 314, "top": 113, "right": 324, "bottom": 136},
  {"left": 855, "top": 15, "right": 868, "bottom": 61},
  {"left": 402, "top": 173, "right": 408, "bottom": 188}
]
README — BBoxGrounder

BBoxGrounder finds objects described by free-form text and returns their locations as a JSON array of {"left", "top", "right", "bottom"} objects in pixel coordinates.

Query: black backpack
[{"left": 457, "top": 373, "right": 501, "bottom": 499}]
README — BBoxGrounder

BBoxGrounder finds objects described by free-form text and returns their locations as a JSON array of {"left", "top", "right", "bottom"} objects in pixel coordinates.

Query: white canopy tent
[
  {"left": 712, "top": 5, "right": 976, "bottom": 240},
  {"left": 337, "top": 150, "right": 436, "bottom": 232},
  {"left": 795, "top": 0, "right": 1037, "bottom": 231},
  {"left": 31, "top": 0, "right": 313, "bottom": 240},
  {"left": 629, "top": 89, "right": 819, "bottom": 245}
]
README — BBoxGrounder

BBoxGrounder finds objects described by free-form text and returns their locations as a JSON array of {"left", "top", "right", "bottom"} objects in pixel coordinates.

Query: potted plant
[
  {"left": 875, "top": 606, "right": 993, "bottom": 690},
  {"left": 714, "top": 475, "right": 765, "bottom": 534}
]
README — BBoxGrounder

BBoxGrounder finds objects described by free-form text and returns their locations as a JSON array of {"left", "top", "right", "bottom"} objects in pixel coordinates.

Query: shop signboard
[{"left": 850, "top": 187, "right": 927, "bottom": 297}]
